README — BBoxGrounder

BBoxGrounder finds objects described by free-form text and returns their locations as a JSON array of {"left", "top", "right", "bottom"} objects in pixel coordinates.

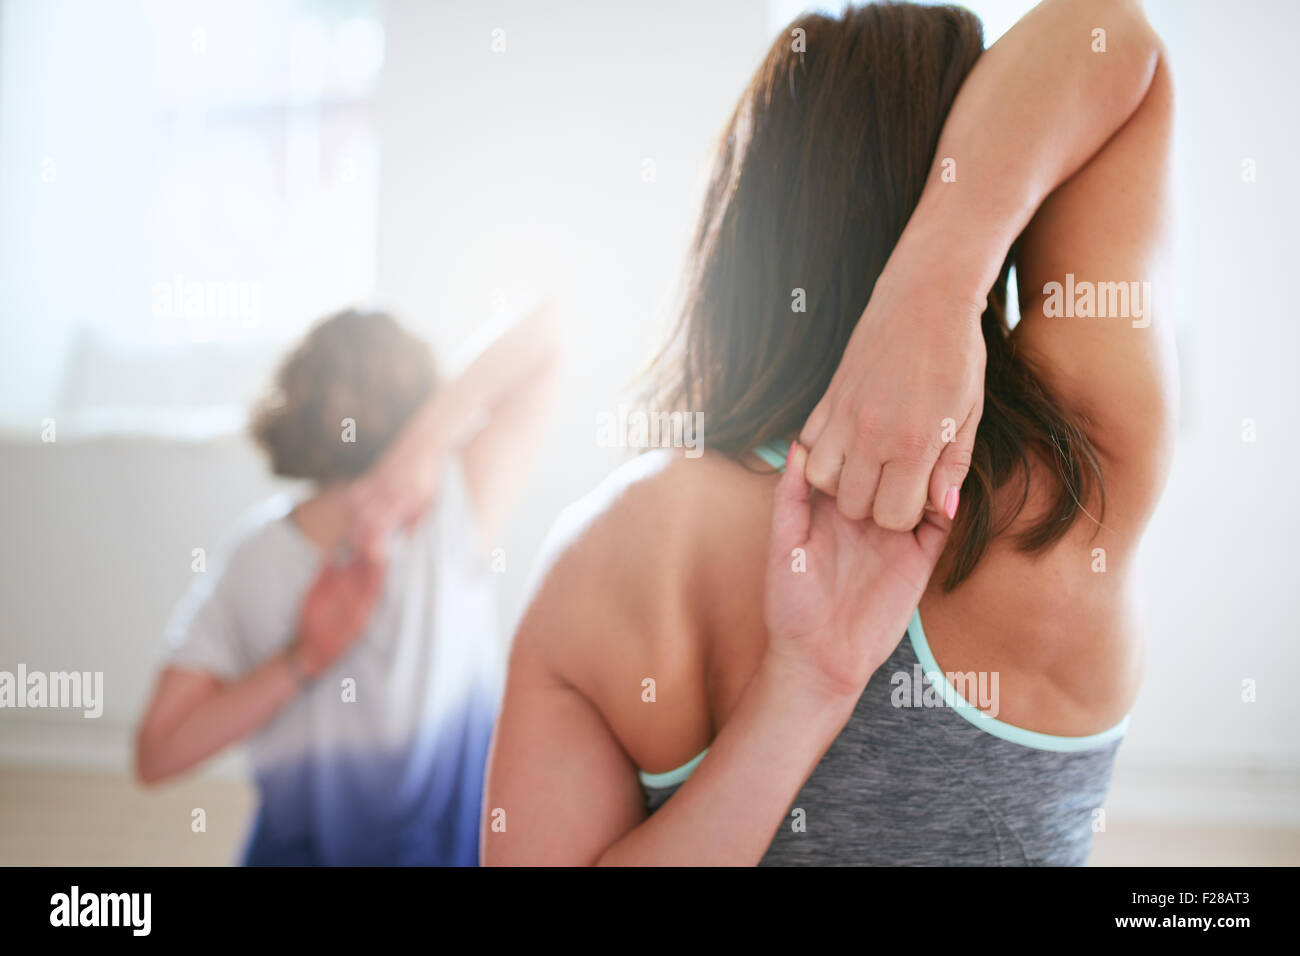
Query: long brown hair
[{"left": 649, "top": 2, "right": 1103, "bottom": 590}]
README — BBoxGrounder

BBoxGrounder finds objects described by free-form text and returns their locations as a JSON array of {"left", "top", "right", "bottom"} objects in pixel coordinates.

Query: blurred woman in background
[{"left": 135, "top": 303, "right": 559, "bottom": 865}]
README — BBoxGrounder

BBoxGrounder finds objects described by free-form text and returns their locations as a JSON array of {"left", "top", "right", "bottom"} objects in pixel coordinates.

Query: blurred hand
[
  {"left": 346, "top": 412, "right": 444, "bottom": 560},
  {"left": 799, "top": 276, "right": 986, "bottom": 530},
  {"left": 294, "top": 551, "right": 388, "bottom": 679},
  {"left": 346, "top": 296, "right": 561, "bottom": 558},
  {"left": 763, "top": 442, "right": 952, "bottom": 699}
]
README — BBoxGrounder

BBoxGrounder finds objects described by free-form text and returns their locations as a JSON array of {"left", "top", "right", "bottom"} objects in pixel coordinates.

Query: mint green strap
[{"left": 753, "top": 439, "right": 792, "bottom": 471}]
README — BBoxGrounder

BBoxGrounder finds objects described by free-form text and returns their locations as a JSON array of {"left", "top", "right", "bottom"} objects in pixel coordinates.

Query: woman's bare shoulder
[
  {"left": 509, "top": 448, "right": 773, "bottom": 768},
  {"left": 517, "top": 449, "right": 771, "bottom": 656}
]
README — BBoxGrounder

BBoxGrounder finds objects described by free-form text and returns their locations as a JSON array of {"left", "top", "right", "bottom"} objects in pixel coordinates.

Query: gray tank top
[{"left": 640, "top": 610, "right": 1126, "bottom": 866}]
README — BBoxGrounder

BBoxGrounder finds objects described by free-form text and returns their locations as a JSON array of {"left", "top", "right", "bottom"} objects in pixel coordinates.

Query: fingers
[
  {"left": 800, "top": 387, "right": 977, "bottom": 530},
  {"left": 335, "top": 551, "right": 388, "bottom": 631},
  {"left": 873, "top": 453, "right": 935, "bottom": 531},
  {"left": 834, "top": 450, "right": 881, "bottom": 521},
  {"left": 802, "top": 421, "right": 849, "bottom": 496},
  {"left": 769, "top": 441, "right": 813, "bottom": 564},
  {"left": 929, "top": 412, "right": 977, "bottom": 520},
  {"left": 804, "top": 416, "right": 958, "bottom": 530}
]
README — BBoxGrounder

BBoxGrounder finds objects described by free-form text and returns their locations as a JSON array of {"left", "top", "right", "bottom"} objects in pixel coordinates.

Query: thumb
[
  {"left": 769, "top": 441, "right": 812, "bottom": 567},
  {"left": 913, "top": 507, "right": 955, "bottom": 571}
]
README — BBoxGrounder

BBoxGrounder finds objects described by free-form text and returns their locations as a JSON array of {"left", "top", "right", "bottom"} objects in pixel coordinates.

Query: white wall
[
  {"left": 1111, "top": 0, "right": 1300, "bottom": 815},
  {"left": 367, "top": 0, "right": 773, "bottom": 631},
  {"left": 1139, "top": 0, "right": 1300, "bottom": 747},
  {"left": 1, "top": 0, "right": 1298, "bottom": 825},
  {"left": 0, "top": 435, "right": 288, "bottom": 775}
]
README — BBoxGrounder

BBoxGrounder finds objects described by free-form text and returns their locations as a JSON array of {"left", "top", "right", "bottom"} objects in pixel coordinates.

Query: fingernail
[
  {"left": 944, "top": 485, "right": 960, "bottom": 520},
  {"left": 785, "top": 440, "right": 799, "bottom": 467}
]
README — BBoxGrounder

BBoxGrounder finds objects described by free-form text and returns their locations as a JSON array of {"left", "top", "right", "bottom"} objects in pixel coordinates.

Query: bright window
[{"left": 0, "top": 0, "right": 384, "bottom": 431}]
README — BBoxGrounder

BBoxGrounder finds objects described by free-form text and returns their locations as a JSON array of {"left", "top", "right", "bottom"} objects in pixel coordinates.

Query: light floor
[{"left": 2, "top": 766, "right": 1297, "bottom": 866}]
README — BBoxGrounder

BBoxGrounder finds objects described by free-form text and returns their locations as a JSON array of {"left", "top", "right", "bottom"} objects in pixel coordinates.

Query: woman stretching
[
  {"left": 479, "top": 0, "right": 1175, "bottom": 865},
  {"left": 136, "top": 303, "right": 559, "bottom": 865}
]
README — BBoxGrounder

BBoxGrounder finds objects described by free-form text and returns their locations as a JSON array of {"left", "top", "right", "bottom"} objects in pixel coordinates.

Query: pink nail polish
[
  {"left": 944, "top": 485, "right": 960, "bottom": 520},
  {"left": 786, "top": 440, "right": 799, "bottom": 467}
]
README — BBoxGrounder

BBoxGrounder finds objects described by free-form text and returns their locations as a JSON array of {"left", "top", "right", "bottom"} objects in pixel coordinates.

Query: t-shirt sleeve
[{"left": 162, "top": 562, "right": 249, "bottom": 682}]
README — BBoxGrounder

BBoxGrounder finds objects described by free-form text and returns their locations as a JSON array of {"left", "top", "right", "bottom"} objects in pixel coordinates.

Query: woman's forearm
[
  {"left": 595, "top": 654, "right": 858, "bottom": 866},
  {"left": 888, "top": 0, "right": 1164, "bottom": 299},
  {"left": 347, "top": 301, "right": 562, "bottom": 552},
  {"left": 136, "top": 651, "right": 302, "bottom": 784},
  {"left": 401, "top": 301, "right": 562, "bottom": 461}
]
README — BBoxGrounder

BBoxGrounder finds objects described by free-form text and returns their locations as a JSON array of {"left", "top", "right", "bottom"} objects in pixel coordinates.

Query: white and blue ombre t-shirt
[{"left": 163, "top": 460, "right": 501, "bottom": 866}]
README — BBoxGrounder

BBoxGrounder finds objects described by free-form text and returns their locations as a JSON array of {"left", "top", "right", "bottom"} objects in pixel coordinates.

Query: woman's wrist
[
  {"left": 883, "top": 201, "right": 1014, "bottom": 312},
  {"left": 756, "top": 649, "right": 864, "bottom": 726},
  {"left": 283, "top": 642, "right": 317, "bottom": 686}
]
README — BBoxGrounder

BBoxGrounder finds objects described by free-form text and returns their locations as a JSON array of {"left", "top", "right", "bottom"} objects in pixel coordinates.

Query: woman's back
[
  {"left": 534, "top": 441, "right": 1137, "bottom": 864},
  {"left": 550, "top": 439, "right": 1142, "bottom": 741}
]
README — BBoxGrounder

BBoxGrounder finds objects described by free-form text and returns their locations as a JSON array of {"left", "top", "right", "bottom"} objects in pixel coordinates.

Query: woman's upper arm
[
  {"left": 460, "top": 353, "right": 560, "bottom": 547},
  {"left": 480, "top": 493, "right": 664, "bottom": 866},
  {"left": 481, "top": 463, "right": 715, "bottom": 864},
  {"left": 482, "top": 631, "right": 646, "bottom": 866},
  {"left": 1012, "top": 51, "right": 1178, "bottom": 524},
  {"left": 457, "top": 301, "right": 563, "bottom": 546}
]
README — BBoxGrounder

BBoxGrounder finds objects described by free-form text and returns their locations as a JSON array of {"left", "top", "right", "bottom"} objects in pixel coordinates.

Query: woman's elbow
[
  {"left": 1072, "top": 0, "right": 1167, "bottom": 105},
  {"left": 133, "top": 730, "right": 171, "bottom": 787},
  {"left": 1113, "top": 0, "right": 1167, "bottom": 82}
]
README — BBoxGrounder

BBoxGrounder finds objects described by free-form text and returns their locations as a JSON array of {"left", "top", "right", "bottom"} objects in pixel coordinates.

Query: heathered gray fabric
[{"left": 642, "top": 630, "right": 1120, "bottom": 866}]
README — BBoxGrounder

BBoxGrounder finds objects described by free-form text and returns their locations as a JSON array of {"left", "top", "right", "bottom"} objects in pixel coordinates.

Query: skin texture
[
  {"left": 484, "top": 0, "right": 1176, "bottom": 865},
  {"left": 134, "top": 303, "right": 561, "bottom": 786}
]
